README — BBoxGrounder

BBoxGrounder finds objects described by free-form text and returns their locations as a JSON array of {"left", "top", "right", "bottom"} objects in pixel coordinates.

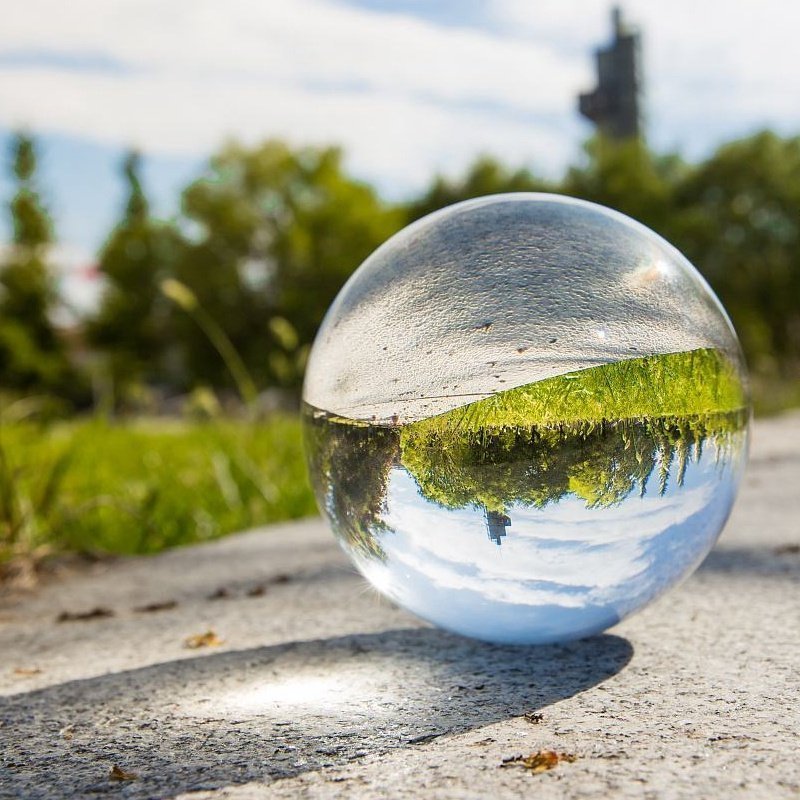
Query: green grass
[
  {"left": 407, "top": 348, "right": 747, "bottom": 437},
  {"left": 0, "top": 415, "right": 316, "bottom": 567},
  {"left": 0, "top": 348, "right": 752, "bottom": 573}
]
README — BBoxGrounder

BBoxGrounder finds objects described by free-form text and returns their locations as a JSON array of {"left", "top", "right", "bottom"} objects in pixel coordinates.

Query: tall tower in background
[{"left": 578, "top": 7, "right": 642, "bottom": 139}]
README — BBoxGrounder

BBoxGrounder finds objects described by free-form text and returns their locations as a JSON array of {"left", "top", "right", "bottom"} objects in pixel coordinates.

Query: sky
[
  {"left": 356, "top": 441, "right": 739, "bottom": 643},
  {"left": 2, "top": 0, "right": 800, "bottom": 288}
]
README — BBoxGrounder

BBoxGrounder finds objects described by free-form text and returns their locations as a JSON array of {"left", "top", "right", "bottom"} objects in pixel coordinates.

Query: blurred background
[{"left": 1, "top": 1, "right": 798, "bottom": 577}]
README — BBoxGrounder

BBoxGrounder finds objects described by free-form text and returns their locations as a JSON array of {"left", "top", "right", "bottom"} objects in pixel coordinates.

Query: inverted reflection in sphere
[{"left": 303, "top": 194, "right": 749, "bottom": 644}]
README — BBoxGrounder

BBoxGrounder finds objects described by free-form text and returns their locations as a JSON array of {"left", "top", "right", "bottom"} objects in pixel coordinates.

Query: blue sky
[
  {"left": 356, "top": 438, "right": 741, "bottom": 643},
  {"left": 2, "top": 0, "right": 799, "bottom": 287},
  {"left": 0, "top": 130, "right": 200, "bottom": 251}
]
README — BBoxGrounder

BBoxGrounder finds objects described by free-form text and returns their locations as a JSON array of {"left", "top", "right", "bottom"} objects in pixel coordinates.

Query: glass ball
[{"left": 303, "top": 193, "right": 749, "bottom": 645}]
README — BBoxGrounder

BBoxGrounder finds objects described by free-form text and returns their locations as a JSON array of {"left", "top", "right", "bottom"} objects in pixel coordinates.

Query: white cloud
[
  {"left": 1, "top": 0, "right": 580, "bottom": 110},
  {"left": 0, "top": 67, "right": 576, "bottom": 193},
  {"left": 2, "top": 0, "right": 800, "bottom": 201},
  {"left": 353, "top": 455, "right": 739, "bottom": 642},
  {"left": 375, "top": 468, "right": 718, "bottom": 608},
  {"left": 0, "top": 0, "right": 586, "bottom": 195},
  {"left": 494, "top": 0, "right": 800, "bottom": 152}
]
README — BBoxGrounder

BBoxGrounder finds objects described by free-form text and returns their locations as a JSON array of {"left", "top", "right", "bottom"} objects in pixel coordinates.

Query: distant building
[
  {"left": 578, "top": 7, "right": 642, "bottom": 139},
  {"left": 485, "top": 509, "right": 511, "bottom": 546}
]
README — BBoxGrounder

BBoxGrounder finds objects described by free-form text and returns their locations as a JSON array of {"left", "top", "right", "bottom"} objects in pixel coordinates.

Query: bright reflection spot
[
  {"left": 628, "top": 258, "right": 672, "bottom": 287},
  {"left": 223, "top": 674, "right": 356, "bottom": 714},
  {"left": 655, "top": 258, "right": 671, "bottom": 276},
  {"left": 178, "top": 666, "right": 395, "bottom": 719}
]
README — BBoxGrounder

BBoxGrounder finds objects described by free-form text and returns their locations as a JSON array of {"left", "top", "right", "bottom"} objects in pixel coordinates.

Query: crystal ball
[{"left": 303, "top": 194, "right": 749, "bottom": 644}]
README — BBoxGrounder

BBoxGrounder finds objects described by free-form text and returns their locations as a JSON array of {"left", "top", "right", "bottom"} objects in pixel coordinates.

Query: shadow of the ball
[{"left": 2, "top": 627, "right": 632, "bottom": 798}]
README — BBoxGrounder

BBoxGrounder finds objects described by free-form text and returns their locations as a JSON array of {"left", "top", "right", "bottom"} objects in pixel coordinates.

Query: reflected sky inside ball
[{"left": 353, "top": 431, "right": 745, "bottom": 644}]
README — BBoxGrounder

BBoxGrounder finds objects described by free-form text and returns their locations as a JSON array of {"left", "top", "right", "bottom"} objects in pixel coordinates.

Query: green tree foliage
[
  {"left": 87, "top": 152, "right": 180, "bottom": 405},
  {"left": 0, "top": 134, "right": 76, "bottom": 399},
  {"left": 670, "top": 131, "right": 800, "bottom": 378},
  {"left": 408, "top": 155, "right": 552, "bottom": 220},
  {"left": 3, "top": 131, "right": 798, "bottom": 411},
  {"left": 174, "top": 141, "right": 402, "bottom": 391},
  {"left": 303, "top": 410, "right": 395, "bottom": 560},
  {"left": 306, "top": 409, "right": 746, "bottom": 563},
  {"left": 562, "top": 135, "right": 684, "bottom": 234},
  {"left": 401, "top": 421, "right": 658, "bottom": 514}
]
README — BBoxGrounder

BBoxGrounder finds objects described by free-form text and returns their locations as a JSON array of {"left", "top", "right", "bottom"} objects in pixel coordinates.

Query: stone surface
[{"left": 1, "top": 413, "right": 799, "bottom": 799}]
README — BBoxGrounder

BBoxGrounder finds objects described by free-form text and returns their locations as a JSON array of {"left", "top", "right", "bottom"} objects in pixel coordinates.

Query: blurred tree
[
  {"left": 562, "top": 135, "right": 684, "bottom": 234},
  {"left": 408, "top": 155, "right": 552, "bottom": 220},
  {"left": 670, "top": 131, "right": 800, "bottom": 379},
  {"left": 87, "top": 152, "right": 179, "bottom": 405},
  {"left": 173, "top": 140, "right": 402, "bottom": 391},
  {"left": 0, "top": 133, "right": 77, "bottom": 400}
]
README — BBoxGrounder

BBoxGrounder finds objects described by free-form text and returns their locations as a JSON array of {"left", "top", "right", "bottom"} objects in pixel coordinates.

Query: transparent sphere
[{"left": 303, "top": 193, "right": 750, "bottom": 645}]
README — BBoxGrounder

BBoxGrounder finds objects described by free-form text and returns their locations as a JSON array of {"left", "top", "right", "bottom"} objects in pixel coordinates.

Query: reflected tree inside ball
[{"left": 303, "top": 194, "right": 749, "bottom": 645}]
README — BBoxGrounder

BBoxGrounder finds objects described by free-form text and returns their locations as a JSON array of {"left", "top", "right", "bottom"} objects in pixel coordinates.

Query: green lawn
[
  {"left": 406, "top": 348, "right": 747, "bottom": 438},
  {"left": 0, "top": 348, "right": 755, "bottom": 572},
  {"left": 0, "top": 415, "right": 316, "bottom": 566}
]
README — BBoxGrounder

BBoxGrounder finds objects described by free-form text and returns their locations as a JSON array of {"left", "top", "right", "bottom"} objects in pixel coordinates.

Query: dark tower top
[
  {"left": 578, "top": 7, "right": 642, "bottom": 139},
  {"left": 485, "top": 510, "right": 511, "bottom": 546}
]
